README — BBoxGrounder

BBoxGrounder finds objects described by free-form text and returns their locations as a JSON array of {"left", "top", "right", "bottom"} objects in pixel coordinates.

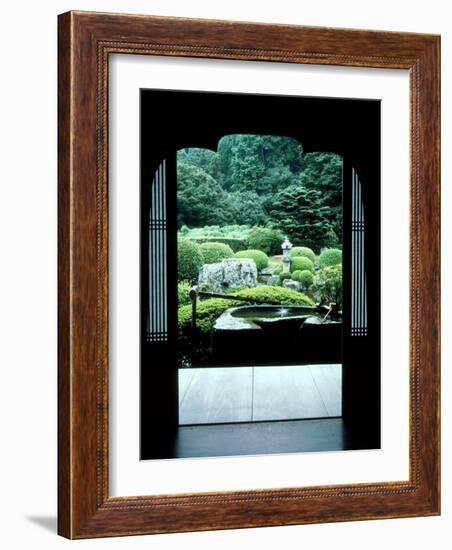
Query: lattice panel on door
[
  {"left": 146, "top": 160, "right": 168, "bottom": 342},
  {"left": 351, "top": 168, "right": 368, "bottom": 337}
]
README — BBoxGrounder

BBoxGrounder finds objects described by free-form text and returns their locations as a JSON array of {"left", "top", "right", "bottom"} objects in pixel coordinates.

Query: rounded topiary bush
[
  {"left": 292, "top": 269, "right": 314, "bottom": 287},
  {"left": 291, "top": 246, "right": 316, "bottom": 263},
  {"left": 291, "top": 256, "right": 314, "bottom": 272},
  {"left": 245, "top": 226, "right": 285, "bottom": 256},
  {"left": 319, "top": 248, "right": 342, "bottom": 267},
  {"left": 178, "top": 239, "right": 204, "bottom": 283},
  {"left": 234, "top": 249, "right": 269, "bottom": 271},
  {"left": 199, "top": 242, "right": 234, "bottom": 264}
]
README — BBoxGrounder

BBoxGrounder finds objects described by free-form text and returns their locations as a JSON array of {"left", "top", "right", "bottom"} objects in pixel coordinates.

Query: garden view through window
[
  {"left": 140, "top": 89, "right": 380, "bottom": 460},
  {"left": 177, "top": 136, "right": 343, "bottom": 425}
]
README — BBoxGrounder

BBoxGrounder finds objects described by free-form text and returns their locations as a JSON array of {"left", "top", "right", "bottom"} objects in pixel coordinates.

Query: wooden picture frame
[{"left": 58, "top": 11, "right": 440, "bottom": 538}]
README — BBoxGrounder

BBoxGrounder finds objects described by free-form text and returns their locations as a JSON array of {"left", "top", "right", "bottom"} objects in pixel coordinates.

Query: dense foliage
[
  {"left": 319, "top": 248, "right": 342, "bottom": 267},
  {"left": 199, "top": 242, "right": 234, "bottom": 264},
  {"left": 177, "top": 135, "right": 342, "bottom": 252},
  {"left": 245, "top": 226, "right": 285, "bottom": 256},
  {"left": 177, "top": 281, "right": 192, "bottom": 306},
  {"left": 177, "top": 239, "right": 204, "bottom": 282},
  {"left": 234, "top": 249, "right": 269, "bottom": 270},
  {"left": 312, "top": 265, "right": 343, "bottom": 305}
]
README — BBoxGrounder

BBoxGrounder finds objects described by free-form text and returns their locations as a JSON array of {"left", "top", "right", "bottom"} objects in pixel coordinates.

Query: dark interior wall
[{"left": 140, "top": 89, "right": 381, "bottom": 459}]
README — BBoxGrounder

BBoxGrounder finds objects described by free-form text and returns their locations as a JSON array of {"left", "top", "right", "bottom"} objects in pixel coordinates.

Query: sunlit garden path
[{"left": 179, "top": 364, "right": 341, "bottom": 425}]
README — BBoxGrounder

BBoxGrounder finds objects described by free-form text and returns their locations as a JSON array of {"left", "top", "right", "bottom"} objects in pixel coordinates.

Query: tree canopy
[{"left": 176, "top": 134, "right": 342, "bottom": 252}]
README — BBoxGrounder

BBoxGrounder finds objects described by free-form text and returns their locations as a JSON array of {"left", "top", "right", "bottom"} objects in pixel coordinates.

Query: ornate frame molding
[{"left": 58, "top": 11, "right": 440, "bottom": 538}]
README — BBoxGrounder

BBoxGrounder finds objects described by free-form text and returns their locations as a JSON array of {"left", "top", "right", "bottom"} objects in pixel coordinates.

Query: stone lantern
[{"left": 281, "top": 238, "right": 293, "bottom": 274}]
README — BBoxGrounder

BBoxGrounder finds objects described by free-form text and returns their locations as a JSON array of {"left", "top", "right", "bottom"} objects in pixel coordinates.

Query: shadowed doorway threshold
[{"left": 143, "top": 417, "right": 379, "bottom": 460}]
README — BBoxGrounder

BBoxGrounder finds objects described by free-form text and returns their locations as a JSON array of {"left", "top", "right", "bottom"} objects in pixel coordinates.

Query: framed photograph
[{"left": 58, "top": 11, "right": 440, "bottom": 538}]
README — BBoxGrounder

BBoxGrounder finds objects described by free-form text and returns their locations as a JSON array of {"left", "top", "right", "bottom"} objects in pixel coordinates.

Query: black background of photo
[{"left": 140, "top": 89, "right": 381, "bottom": 460}]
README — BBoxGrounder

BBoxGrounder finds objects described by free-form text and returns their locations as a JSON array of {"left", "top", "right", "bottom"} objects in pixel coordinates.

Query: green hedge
[
  {"left": 232, "top": 286, "right": 313, "bottom": 305},
  {"left": 291, "top": 246, "right": 316, "bottom": 263},
  {"left": 234, "top": 249, "right": 269, "bottom": 270},
  {"left": 319, "top": 248, "right": 342, "bottom": 267},
  {"left": 187, "top": 236, "right": 247, "bottom": 252},
  {"left": 292, "top": 269, "right": 314, "bottom": 287},
  {"left": 178, "top": 239, "right": 204, "bottom": 283},
  {"left": 291, "top": 256, "right": 314, "bottom": 272},
  {"left": 199, "top": 242, "right": 234, "bottom": 264}
]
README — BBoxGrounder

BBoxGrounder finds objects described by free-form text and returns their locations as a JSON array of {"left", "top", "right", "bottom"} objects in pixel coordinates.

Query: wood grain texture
[{"left": 58, "top": 11, "right": 440, "bottom": 538}]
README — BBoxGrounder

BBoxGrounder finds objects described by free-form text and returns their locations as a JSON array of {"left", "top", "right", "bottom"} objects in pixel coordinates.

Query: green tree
[
  {"left": 269, "top": 185, "right": 333, "bottom": 253},
  {"left": 299, "top": 152, "right": 343, "bottom": 240},
  {"left": 229, "top": 191, "right": 268, "bottom": 225},
  {"left": 177, "top": 162, "right": 233, "bottom": 227}
]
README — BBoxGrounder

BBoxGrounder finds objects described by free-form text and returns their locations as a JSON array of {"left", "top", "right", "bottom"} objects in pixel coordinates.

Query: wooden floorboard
[
  {"left": 179, "top": 365, "right": 341, "bottom": 425},
  {"left": 178, "top": 368, "right": 196, "bottom": 407},
  {"left": 179, "top": 367, "right": 253, "bottom": 424},
  {"left": 252, "top": 365, "right": 328, "bottom": 420},
  {"left": 308, "top": 364, "right": 342, "bottom": 416}
]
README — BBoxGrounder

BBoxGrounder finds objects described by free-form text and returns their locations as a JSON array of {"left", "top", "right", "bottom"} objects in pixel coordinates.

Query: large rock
[
  {"left": 198, "top": 259, "right": 257, "bottom": 293},
  {"left": 283, "top": 279, "right": 302, "bottom": 292}
]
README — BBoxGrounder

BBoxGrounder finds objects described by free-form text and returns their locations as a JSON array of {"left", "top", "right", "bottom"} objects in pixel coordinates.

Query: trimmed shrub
[
  {"left": 234, "top": 249, "right": 269, "bottom": 271},
  {"left": 272, "top": 263, "right": 284, "bottom": 275},
  {"left": 291, "top": 256, "right": 314, "bottom": 272},
  {"left": 319, "top": 248, "right": 342, "bottom": 267},
  {"left": 291, "top": 246, "right": 316, "bottom": 263},
  {"left": 178, "top": 239, "right": 204, "bottom": 283},
  {"left": 178, "top": 297, "right": 242, "bottom": 338},
  {"left": 178, "top": 281, "right": 192, "bottom": 306},
  {"left": 312, "top": 264, "right": 342, "bottom": 305},
  {"left": 199, "top": 242, "right": 234, "bottom": 264},
  {"left": 188, "top": 236, "right": 247, "bottom": 252},
  {"left": 245, "top": 226, "right": 285, "bottom": 256},
  {"left": 181, "top": 224, "right": 251, "bottom": 240},
  {"left": 292, "top": 269, "right": 314, "bottom": 287}
]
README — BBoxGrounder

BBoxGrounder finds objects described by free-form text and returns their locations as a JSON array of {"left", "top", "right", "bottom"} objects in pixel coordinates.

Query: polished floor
[{"left": 179, "top": 364, "right": 341, "bottom": 425}]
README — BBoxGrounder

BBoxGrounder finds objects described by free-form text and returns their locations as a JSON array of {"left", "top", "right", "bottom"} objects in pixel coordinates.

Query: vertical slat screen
[
  {"left": 146, "top": 160, "right": 168, "bottom": 342},
  {"left": 351, "top": 168, "right": 368, "bottom": 336}
]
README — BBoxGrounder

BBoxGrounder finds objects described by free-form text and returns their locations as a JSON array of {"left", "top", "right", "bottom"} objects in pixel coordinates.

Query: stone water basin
[{"left": 211, "top": 305, "right": 342, "bottom": 365}]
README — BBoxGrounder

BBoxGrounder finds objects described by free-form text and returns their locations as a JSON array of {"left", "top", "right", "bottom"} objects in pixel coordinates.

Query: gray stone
[
  {"left": 283, "top": 279, "right": 302, "bottom": 292},
  {"left": 266, "top": 275, "right": 281, "bottom": 286},
  {"left": 198, "top": 258, "right": 257, "bottom": 293}
]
